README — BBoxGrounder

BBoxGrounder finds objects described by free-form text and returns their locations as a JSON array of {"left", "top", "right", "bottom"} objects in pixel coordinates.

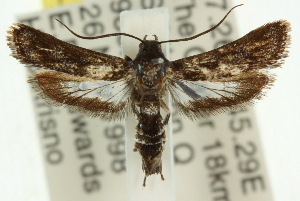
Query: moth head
[{"left": 139, "top": 37, "right": 162, "bottom": 53}]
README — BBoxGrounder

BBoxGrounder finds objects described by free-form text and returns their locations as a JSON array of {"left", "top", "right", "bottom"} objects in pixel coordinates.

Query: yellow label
[{"left": 42, "top": 0, "right": 82, "bottom": 8}]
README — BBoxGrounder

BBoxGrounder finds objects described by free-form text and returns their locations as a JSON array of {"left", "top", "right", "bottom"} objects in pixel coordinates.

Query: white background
[{"left": 0, "top": 0, "right": 299, "bottom": 200}]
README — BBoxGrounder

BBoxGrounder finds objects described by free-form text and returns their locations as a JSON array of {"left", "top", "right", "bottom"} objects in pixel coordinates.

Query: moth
[{"left": 7, "top": 5, "right": 290, "bottom": 186}]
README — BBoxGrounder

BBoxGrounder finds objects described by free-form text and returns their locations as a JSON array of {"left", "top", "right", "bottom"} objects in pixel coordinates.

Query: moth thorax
[{"left": 139, "top": 63, "right": 165, "bottom": 88}]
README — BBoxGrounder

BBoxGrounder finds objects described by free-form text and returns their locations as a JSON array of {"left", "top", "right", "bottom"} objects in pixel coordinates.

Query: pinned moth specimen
[{"left": 7, "top": 5, "right": 291, "bottom": 186}]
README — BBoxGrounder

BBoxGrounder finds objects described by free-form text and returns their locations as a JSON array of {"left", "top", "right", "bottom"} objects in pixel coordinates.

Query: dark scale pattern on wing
[
  {"left": 170, "top": 20, "right": 291, "bottom": 81},
  {"left": 7, "top": 23, "right": 127, "bottom": 78}
]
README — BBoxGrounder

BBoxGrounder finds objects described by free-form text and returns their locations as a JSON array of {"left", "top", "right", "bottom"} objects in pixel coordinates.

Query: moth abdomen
[{"left": 134, "top": 100, "right": 166, "bottom": 186}]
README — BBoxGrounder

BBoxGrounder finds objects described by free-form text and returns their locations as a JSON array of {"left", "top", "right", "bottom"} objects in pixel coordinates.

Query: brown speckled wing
[
  {"left": 7, "top": 23, "right": 129, "bottom": 81},
  {"left": 167, "top": 20, "right": 291, "bottom": 119},
  {"left": 7, "top": 23, "right": 135, "bottom": 120},
  {"left": 170, "top": 20, "right": 291, "bottom": 81}
]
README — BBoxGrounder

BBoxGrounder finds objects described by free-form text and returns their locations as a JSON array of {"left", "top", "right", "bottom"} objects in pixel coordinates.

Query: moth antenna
[
  {"left": 55, "top": 18, "right": 144, "bottom": 42},
  {"left": 159, "top": 4, "right": 243, "bottom": 44}
]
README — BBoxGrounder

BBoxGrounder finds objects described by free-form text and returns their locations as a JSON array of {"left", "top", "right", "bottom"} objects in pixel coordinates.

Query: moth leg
[
  {"left": 161, "top": 172, "right": 165, "bottom": 181},
  {"left": 131, "top": 102, "right": 141, "bottom": 120},
  {"left": 161, "top": 100, "right": 170, "bottom": 126},
  {"left": 143, "top": 172, "right": 164, "bottom": 186},
  {"left": 143, "top": 175, "right": 147, "bottom": 187}
]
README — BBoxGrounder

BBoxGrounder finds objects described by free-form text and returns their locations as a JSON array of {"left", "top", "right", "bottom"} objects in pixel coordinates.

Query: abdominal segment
[{"left": 133, "top": 98, "right": 166, "bottom": 186}]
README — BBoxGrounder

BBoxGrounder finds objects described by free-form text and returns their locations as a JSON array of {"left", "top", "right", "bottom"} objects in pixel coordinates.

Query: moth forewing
[{"left": 7, "top": 23, "right": 130, "bottom": 79}]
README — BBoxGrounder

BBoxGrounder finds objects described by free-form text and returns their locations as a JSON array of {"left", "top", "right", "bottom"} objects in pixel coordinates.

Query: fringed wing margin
[
  {"left": 29, "top": 71, "right": 134, "bottom": 121},
  {"left": 167, "top": 20, "right": 291, "bottom": 119}
]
